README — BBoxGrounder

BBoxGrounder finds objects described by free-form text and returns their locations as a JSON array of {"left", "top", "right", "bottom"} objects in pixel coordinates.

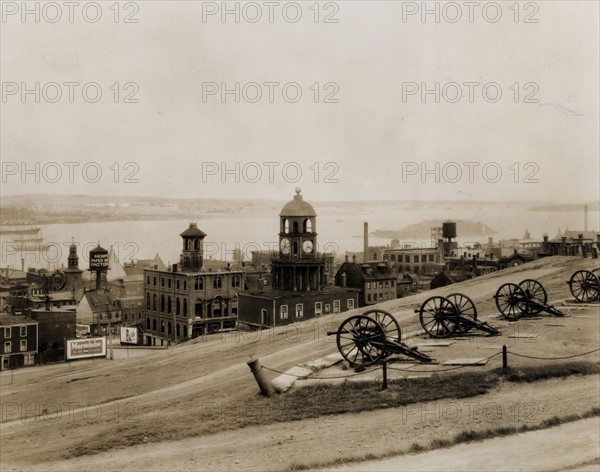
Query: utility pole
[{"left": 106, "top": 302, "right": 113, "bottom": 360}]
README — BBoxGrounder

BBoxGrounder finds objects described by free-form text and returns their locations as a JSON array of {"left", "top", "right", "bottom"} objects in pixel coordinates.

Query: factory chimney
[{"left": 363, "top": 222, "right": 369, "bottom": 262}]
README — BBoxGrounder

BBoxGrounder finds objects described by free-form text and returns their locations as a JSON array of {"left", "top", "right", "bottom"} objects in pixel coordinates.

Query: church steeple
[
  {"left": 64, "top": 238, "right": 83, "bottom": 290},
  {"left": 67, "top": 239, "right": 80, "bottom": 270}
]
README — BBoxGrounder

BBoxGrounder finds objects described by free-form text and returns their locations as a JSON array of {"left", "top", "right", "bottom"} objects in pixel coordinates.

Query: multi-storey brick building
[
  {"left": 143, "top": 223, "right": 245, "bottom": 345},
  {"left": 334, "top": 259, "right": 397, "bottom": 307}
]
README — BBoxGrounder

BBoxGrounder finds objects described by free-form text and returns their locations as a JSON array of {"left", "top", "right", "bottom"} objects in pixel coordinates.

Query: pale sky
[{"left": 1, "top": 0, "right": 598, "bottom": 203}]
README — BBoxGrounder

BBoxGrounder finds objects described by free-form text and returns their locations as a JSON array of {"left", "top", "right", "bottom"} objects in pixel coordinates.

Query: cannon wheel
[
  {"left": 569, "top": 270, "right": 600, "bottom": 302},
  {"left": 364, "top": 309, "right": 402, "bottom": 342},
  {"left": 418, "top": 296, "right": 460, "bottom": 338},
  {"left": 495, "top": 283, "right": 529, "bottom": 320},
  {"left": 519, "top": 279, "right": 547, "bottom": 315},
  {"left": 336, "top": 315, "right": 387, "bottom": 367},
  {"left": 447, "top": 293, "right": 477, "bottom": 333}
]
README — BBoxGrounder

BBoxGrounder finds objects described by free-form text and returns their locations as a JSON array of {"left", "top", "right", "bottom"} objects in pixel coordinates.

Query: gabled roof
[
  {"left": 0, "top": 314, "right": 37, "bottom": 326},
  {"left": 336, "top": 261, "right": 395, "bottom": 281},
  {"left": 82, "top": 291, "right": 119, "bottom": 312}
]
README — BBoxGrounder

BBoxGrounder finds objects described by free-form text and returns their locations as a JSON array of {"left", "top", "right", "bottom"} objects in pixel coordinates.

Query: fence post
[
  {"left": 247, "top": 358, "right": 275, "bottom": 397},
  {"left": 382, "top": 360, "right": 388, "bottom": 390},
  {"left": 502, "top": 345, "right": 508, "bottom": 370}
]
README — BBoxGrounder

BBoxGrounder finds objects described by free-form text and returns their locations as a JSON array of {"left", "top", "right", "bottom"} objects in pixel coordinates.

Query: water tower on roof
[
  {"left": 442, "top": 221, "right": 457, "bottom": 257},
  {"left": 89, "top": 243, "right": 109, "bottom": 290}
]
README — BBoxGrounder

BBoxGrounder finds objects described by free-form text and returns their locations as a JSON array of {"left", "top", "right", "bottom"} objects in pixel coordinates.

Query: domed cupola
[{"left": 278, "top": 188, "right": 317, "bottom": 259}]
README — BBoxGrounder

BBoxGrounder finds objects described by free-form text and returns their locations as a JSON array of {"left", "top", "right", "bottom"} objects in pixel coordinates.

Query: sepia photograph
[{"left": 1, "top": 1, "right": 599, "bottom": 471}]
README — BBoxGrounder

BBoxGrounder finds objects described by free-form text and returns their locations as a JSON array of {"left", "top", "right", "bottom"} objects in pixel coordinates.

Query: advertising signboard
[
  {"left": 66, "top": 337, "right": 106, "bottom": 360},
  {"left": 89, "top": 252, "right": 109, "bottom": 270},
  {"left": 120, "top": 326, "right": 138, "bottom": 345}
]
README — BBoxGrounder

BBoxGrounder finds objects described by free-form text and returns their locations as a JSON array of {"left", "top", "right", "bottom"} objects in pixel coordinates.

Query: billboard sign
[
  {"left": 66, "top": 337, "right": 106, "bottom": 360},
  {"left": 120, "top": 326, "right": 138, "bottom": 345},
  {"left": 76, "top": 324, "right": 91, "bottom": 337}
]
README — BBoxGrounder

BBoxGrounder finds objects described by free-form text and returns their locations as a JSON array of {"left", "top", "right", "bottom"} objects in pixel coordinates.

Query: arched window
[
  {"left": 283, "top": 218, "right": 289, "bottom": 233},
  {"left": 152, "top": 294, "right": 157, "bottom": 311},
  {"left": 304, "top": 218, "right": 312, "bottom": 233},
  {"left": 292, "top": 221, "right": 299, "bottom": 233},
  {"left": 146, "top": 317, "right": 150, "bottom": 329},
  {"left": 176, "top": 324, "right": 180, "bottom": 337},
  {"left": 183, "top": 298, "right": 188, "bottom": 316},
  {"left": 176, "top": 298, "right": 181, "bottom": 315},
  {"left": 195, "top": 277, "right": 203, "bottom": 290},
  {"left": 183, "top": 325, "right": 188, "bottom": 338},
  {"left": 153, "top": 319, "right": 157, "bottom": 331},
  {"left": 146, "top": 293, "right": 151, "bottom": 310},
  {"left": 167, "top": 296, "right": 172, "bottom": 314},
  {"left": 161, "top": 321, "right": 165, "bottom": 333},
  {"left": 168, "top": 322, "right": 172, "bottom": 335},
  {"left": 194, "top": 239, "right": 200, "bottom": 250},
  {"left": 160, "top": 295, "right": 165, "bottom": 312}
]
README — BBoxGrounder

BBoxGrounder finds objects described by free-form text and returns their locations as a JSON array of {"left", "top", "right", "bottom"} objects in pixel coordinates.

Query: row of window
[
  {"left": 365, "top": 280, "right": 394, "bottom": 289},
  {"left": 147, "top": 293, "right": 189, "bottom": 316},
  {"left": 279, "top": 299, "right": 354, "bottom": 320},
  {"left": 3, "top": 340, "right": 27, "bottom": 353},
  {"left": 146, "top": 275, "right": 242, "bottom": 290},
  {"left": 146, "top": 318, "right": 188, "bottom": 338},
  {"left": 366, "top": 292, "right": 393, "bottom": 303},
  {"left": 121, "top": 301, "right": 143, "bottom": 308},
  {"left": 282, "top": 218, "right": 313, "bottom": 234},
  {"left": 3, "top": 327, "right": 28, "bottom": 338},
  {"left": 386, "top": 254, "right": 436, "bottom": 263}
]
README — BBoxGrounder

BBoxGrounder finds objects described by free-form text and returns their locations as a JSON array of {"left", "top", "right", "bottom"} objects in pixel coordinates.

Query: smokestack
[
  {"left": 584, "top": 205, "right": 588, "bottom": 232},
  {"left": 363, "top": 222, "right": 369, "bottom": 262}
]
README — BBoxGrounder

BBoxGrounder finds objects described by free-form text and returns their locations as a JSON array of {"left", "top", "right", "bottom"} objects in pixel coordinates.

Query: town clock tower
[{"left": 273, "top": 188, "right": 325, "bottom": 291}]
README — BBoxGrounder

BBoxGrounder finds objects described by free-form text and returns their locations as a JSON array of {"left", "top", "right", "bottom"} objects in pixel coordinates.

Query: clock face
[
  {"left": 280, "top": 238, "right": 291, "bottom": 255},
  {"left": 303, "top": 240, "right": 314, "bottom": 254}
]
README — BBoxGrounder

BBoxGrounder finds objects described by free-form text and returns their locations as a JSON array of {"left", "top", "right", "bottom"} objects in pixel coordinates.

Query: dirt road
[{"left": 328, "top": 417, "right": 600, "bottom": 472}]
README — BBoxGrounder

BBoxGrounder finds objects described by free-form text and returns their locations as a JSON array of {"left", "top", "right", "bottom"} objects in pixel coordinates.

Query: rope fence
[{"left": 252, "top": 346, "right": 600, "bottom": 392}]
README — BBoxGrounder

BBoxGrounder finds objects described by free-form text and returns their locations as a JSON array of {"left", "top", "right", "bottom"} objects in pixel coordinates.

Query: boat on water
[
  {"left": 0, "top": 223, "right": 42, "bottom": 236},
  {"left": 5, "top": 225, "right": 49, "bottom": 251},
  {"left": 8, "top": 236, "right": 50, "bottom": 251}
]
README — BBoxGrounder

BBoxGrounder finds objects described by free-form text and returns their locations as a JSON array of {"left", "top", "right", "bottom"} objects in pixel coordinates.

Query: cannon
[
  {"left": 415, "top": 294, "right": 500, "bottom": 338},
  {"left": 567, "top": 269, "right": 600, "bottom": 302},
  {"left": 328, "top": 309, "right": 434, "bottom": 368},
  {"left": 494, "top": 279, "right": 565, "bottom": 320}
]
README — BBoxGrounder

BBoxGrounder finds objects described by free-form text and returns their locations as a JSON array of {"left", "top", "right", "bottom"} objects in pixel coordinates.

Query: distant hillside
[
  {"left": 372, "top": 220, "right": 497, "bottom": 240},
  {"left": 529, "top": 202, "right": 599, "bottom": 212}
]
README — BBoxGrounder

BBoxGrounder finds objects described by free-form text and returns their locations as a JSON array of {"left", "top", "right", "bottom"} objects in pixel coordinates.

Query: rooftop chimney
[{"left": 363, "top": 222, "right": 369, "bottom": 262}]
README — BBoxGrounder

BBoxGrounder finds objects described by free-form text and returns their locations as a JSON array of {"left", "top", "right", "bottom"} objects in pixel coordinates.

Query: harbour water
[{"left": 0, "top": 203, "right": 593, "bottom": 271}]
